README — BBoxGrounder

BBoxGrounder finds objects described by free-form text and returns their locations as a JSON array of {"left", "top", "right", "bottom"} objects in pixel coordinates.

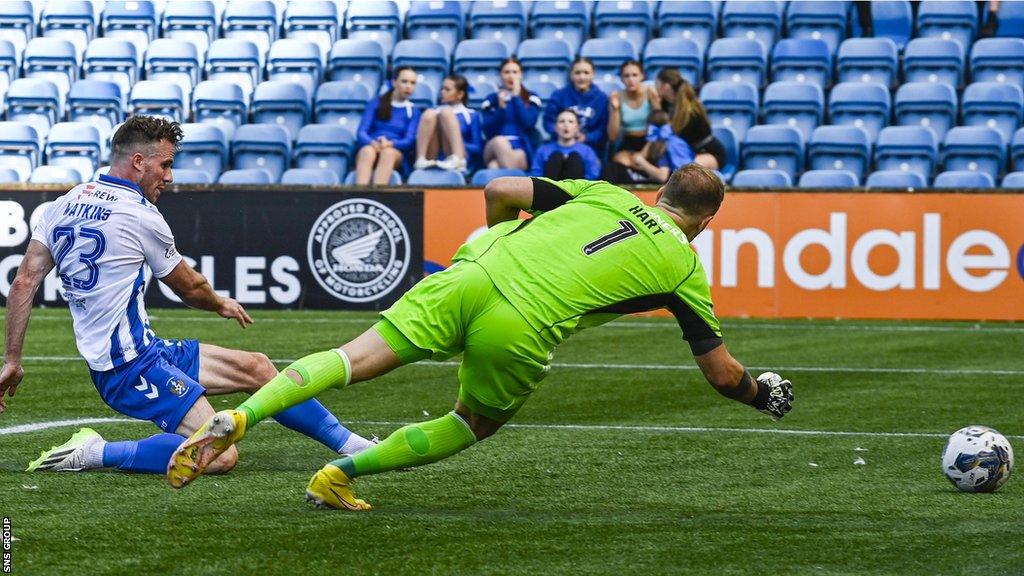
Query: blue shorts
[
  {"left": 89, "top": 338, "right": 205, "bottom": 433},
  {"left": 504, "top": 135, "right": 526, "bottom": 152}
]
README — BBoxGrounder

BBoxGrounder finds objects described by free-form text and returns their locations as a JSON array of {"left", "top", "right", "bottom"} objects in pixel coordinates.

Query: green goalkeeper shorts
[{"left": 375, "top": 261, "right": 553, "bottom": 422}]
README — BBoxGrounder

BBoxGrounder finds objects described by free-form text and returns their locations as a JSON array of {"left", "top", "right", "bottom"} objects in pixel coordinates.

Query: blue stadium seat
[
  {"left": 712, "top": 125, "right": 739, "bottom": 182},
  {"left": 829, "top": 82, "right": 891, "bottom": 144},
  {"left": 470, "top": 168, "right": 528, "bottom": 185},
  {"left": 294, "top": 123, "right": 355, "bottom": 181},
  {"left": 656, "top": 1, "right": 717, "bottom": 55},
  {"left": 219, "top": 168, "right": 274, "bottom": 184},
  {"left": 407, "top": 168, "right": 465, "bottom": 186},
  {"left": 130, "top": 80, "right": 185, "bottom": 123},
  {"left": 160, "top": 0, "right": 217, "bottom": 58},
  {"left": 344, "top": 170, "right": 402, "bottom": 185},
  {"left": 1013, "top": 128, "right": 1024, "bottom": 172},
  {"left": 643, "top": 38, "right": 702, "bottom": 86},
  {"left": 596, "top": 78, "right": 624, "bottom": 95},
  {"left": 865, "top": 170, "right": 926, "bottom": 189},
  {"left": 405, "top": 1, "right": 464, "bottom": 56},
  {"left": 346, "top": 1, "right": 402, "bottom": 58},
  {"left": 328, "top": 39, "right": 386, "bottom": 95},
  {"left": 916, "top": 1, "right": 976, "bottom": 51},
  {"left": 231, "top": 124, "right": 291, "bottom": 183},
  {"left": 706, "top": 38, "right": 766, "bottom": 86},
  {"left": 410, "top": 82, "right": 437, "bottom": 109},
  {"left": 221, "top": 0, "right": 278, "bottom": 63},
  {"left": 23, "top": 37, "right": 79, "bottom": 105},
  {"left": 0, "top": 1, "right": 35, "bottom": 57},
  {"left": 281, "top": 167, "right": 340, "bottom": 185},
  {"left": 83, "top": 38, "right": 137, "bottom": 111},
  {"left": 518, "top": 38, "right": 573, "bottom": 90},
  {"left": 593, "top": 0, "right": 652, "bottom": 57},
  {"left": 580, "top": 38, "right": 636, "bottom": 85},
  {"left": 170, "top": 168, "right": 214, "bottom": 184},
  {"left": 67, "top": 79, "right": 123, "bottom": 158},
  {"left": 836, "top": 38, "right": 899, "bottom": 87},
  {"left": 798, "top": 169, "right": 860, "bottom": 188},
  {"left": 770, "top": 38, "right": 832, "bottom": 88},
  {"left": 251, "top": 80, "right": 312, "bottom": 141},
  {"left": 785, "top": 1, "right": 847, "bottom": 56},
  {"left": 29, "top": 165, "right": 82, "bottom": 184},
  {"left": 283, "top": 1, "right": 340, "bottom": 59},
  {"left": 874, "top": 126, "right": 938, "bottom": 183},
  {"left": 808, "top": 125, "right": 872, "bottom": 179},
  {"left": 961, "top": 82, "right": 1024, "bottom": 145},
  {"left": 894, "top": 82, "right": 958, "bottom": 143},
  {"left": 762, "top": 81, "right": 824, "bottom": 141},
  {"left": 731, "top": 168, "right": 792, "bottom": 188},
  {"left": 970, "top": 38, "right": 1024, "bottom": 87},
  {"left": 6, "top": 78, "right": 61, "bottom": 138},
  {"left": 44, "top": 121, "right": 101, "bottom": 178},
  {"left": 1002, "top": 172, "right": 1024, "bottom": 188},
  {"left": 101, "top": 1, "right": 157, "bottom": 56},
  {"left": 144, "top": 39, "right": 201, "bottom": 107},
  {"left": 741, "top": 125, "right": 805, "bottom": 180},
  {"left": 315, "top": 80, "right": 372, "bottom": 131},
  {"left": 40, "top": 0, "right": 94, "bottom": 59},
  {"left": 468, "top": 79, "right": 498, "bottom": 109},
  {"left": 530, "top": 80, "right": 560, "bottom": 104},
  {"left": 0, "top": 40, "right": 17, "bottom": 96},
  {"left": 933, "top": 170, "right": 994, "bottom": 189},
  {"left": 903, "top": 38, "right": 964, "bottom": 88},
  {"left": 206, "top": 39, "right": 263, "bottom": 104},
  {"left": 174, "top": 123, "right": 229, "bottom": 182},
  {"left": 453, "top": 39, "right": 508, "bottom": 87},
  {"left": 267, "top": 39, "right": 323, "bottom": 100},
  {"left": 468, "top": 0, "right": 526, "bottom": 55},
  {"left": 994, "top": 0, "right": 1024, "bottom": 37},
  {"left": 721, "top": 0, "right": 782, "bottom": 51},
  {"left": 530, "top": 1, "right": 589, "bottom": 53},
  {"left": 392, "top": 39, "right": 449, "bottom": 97},
  {"left": 941, "top": 126, "right": 1005, "bottom": 177},
  {"left": 0, "top": 121, "right": 40, "bottom": 181},
  {"left": 0, "top": 167, "right": 21, "bottom": 183},
  {"left": 701, "top": 81, "right": 758, "bottom": 141},
  {"left": 870, "top": 0, "right": 913, "bottom": 50},
  {"left": 193, "top": 80, "right": 248, "bottom": 140}
]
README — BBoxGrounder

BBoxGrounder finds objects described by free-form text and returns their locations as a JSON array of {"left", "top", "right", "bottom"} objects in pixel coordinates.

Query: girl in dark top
[
  {"left": 542, "top": 56, "right": 609, "bottom": 156},
  {"left": 530, "top": 109, "right": 601, "bottom": 180},
  {"left": 481, "top": 57, "right": 543, "bottom": 171},
  {"left": 655, "top": 68, "right": 726, "bottom": 171},
  {"left": 355, "top": 66, "right": 421, "bottom": 185}
]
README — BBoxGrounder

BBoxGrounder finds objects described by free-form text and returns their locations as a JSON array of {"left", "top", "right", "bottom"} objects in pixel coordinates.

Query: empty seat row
[{"left": 731, "top": 167, "right": 1017, "bottom": 189}]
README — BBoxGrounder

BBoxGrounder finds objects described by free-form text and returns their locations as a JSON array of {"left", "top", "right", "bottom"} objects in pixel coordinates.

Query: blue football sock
[
  {"left": 102, "top": 433, "right": 184, "bottom": 474},
  {"left": 272, "top": 399, "right": 351, "bottom": 452}
]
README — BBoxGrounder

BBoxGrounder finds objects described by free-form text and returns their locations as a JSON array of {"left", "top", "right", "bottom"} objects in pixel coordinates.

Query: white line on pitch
[
  {"left": 20, "top": 355, "right": 1024, "bottom": 376},
  {"left": 2, "top": 416, "right": 1020, "bottom": 440}
]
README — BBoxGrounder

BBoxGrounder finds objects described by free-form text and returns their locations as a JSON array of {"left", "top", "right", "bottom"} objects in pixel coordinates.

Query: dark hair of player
[
  {"left": 661, "top": 163, "right": 725, "bottom": 218},
  {"left": 110, "top": 115, "right": 183, "bottom": 160}
]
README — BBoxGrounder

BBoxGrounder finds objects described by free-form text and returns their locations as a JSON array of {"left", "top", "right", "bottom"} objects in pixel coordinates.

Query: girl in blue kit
[
  {"left": 481, "top": 57, "right": 543, "bottom": 171},
  {"left": 530, "top": 109, "right": 601, "bottom": 180},
  {"left": 602, "top": 109, "right": 694, "bottom": 184},
  {"left": 355, "top": 66, "right": 421, "bottom": 185},
  {"left": 413, "top": 74, "right": 483, "bottom": 174}
]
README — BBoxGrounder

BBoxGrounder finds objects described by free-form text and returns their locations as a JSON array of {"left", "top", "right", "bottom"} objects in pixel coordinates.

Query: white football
[{"left": 941, "top": 425, "right": 1014, "bottom": 493}]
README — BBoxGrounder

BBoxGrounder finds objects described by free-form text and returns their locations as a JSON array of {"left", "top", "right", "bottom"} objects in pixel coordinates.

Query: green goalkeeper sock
[
  {"left": 331, "top": 412, "right": 477, "bottom": 478},
  {"left": 237, "top": 350, "right": 350, "bottom": 425}
]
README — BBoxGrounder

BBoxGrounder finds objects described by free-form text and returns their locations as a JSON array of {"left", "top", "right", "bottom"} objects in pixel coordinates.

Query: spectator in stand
[
  {"left": 413, "top": 74, "right": 483, "bottom": 174},
  {"left": 543, "top": 57, "right": 609, "bottom": 157},
  {"left": 355, "top": 66, "right": 422, "bottom": 185},
  {"left": 607, "top": 60, "right": 661, "bottom": 172},
  {"left": 602, "top": 110, "right": 694, "bottom": 184},
  {"left": 655, "top": 68, "right": 726, "bottom": 171},
  {"left": 530, "top": 109, "right": 601, "bottom": 180},
  {"left": 481, "top": 57, "right": 543, "bottom": 171}
]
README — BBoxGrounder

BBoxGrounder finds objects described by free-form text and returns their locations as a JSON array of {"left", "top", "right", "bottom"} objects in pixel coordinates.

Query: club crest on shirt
[
  {"left": 307, "top": 199, "right": 410, "bottom": 303},
  {"left": 166, "top": 377, "right": 188, "bottom": 397}
]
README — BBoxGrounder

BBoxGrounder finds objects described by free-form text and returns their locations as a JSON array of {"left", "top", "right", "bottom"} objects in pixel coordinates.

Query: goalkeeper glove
[{"left": 753, "top": 372, "right": 793, "bottom": 420}]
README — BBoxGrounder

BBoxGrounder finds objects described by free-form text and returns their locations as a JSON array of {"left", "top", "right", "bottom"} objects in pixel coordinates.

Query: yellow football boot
[
  {"left": 305, "top": 464, "right": 372, "bottom": 511},
  {"left": 167, "top": 410, "right": 247, "bottom": 489}
]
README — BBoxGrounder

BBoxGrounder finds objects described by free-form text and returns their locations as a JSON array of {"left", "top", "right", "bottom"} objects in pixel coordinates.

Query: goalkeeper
[{"left": 167, "top": 163, "right": 794, "bottom": 509}]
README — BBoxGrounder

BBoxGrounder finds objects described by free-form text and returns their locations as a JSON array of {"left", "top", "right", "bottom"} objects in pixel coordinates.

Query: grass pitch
[{"left": 1, "top": 309, "right": 1022, "bottom": 576}]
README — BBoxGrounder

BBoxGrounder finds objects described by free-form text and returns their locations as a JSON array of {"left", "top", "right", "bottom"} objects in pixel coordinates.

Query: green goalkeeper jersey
[{"left": 453, "top": 178, "right": 722, "bottom": 353}]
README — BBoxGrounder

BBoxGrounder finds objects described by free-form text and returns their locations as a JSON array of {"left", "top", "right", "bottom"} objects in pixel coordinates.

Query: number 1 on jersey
[{"left": 582, "top": 220, "right": 639, "bottom": 256}]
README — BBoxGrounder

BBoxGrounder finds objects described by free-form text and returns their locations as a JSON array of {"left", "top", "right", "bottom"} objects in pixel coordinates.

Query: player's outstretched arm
[
  {"left": 1, "top": 240, "right": 54, "bottom": 413},
  {"left": 159, "top": 261, "right": 253, "bottom": 328},
  {"left": 694, "top": 344, "right": 793, "bottom": 420},
  {"left": 483, "top": 176, "right": 534, "bottom": 226}
]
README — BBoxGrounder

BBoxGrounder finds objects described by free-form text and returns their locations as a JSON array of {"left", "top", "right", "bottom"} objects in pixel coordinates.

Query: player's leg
[
  {"left": 197, "top": 343, "right": 375, "bottom": 455},
  {"left": 175, "top": 395, "right": 239, "bottom": 474}
]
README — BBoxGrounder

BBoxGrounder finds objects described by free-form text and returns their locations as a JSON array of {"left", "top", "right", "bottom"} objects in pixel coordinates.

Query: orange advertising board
[{"left": 424, "top": 189, "right": 1024, "bottom": 321}]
